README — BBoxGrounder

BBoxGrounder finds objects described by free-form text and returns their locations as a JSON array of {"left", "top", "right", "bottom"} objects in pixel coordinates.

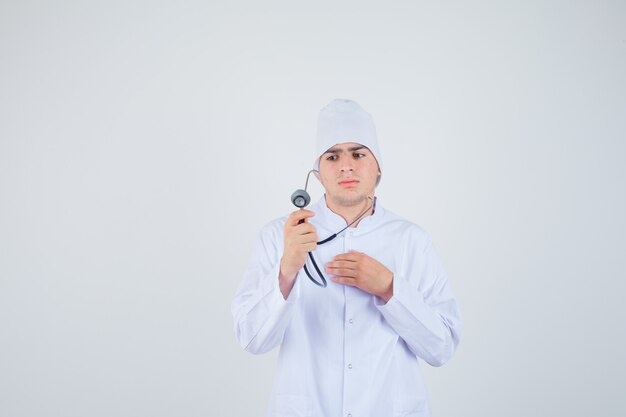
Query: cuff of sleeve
[
  {"left": 269, "top": 265, "right": 301, "bottom": 307},
  {"left": 240, "top": 263, "right": 301, "bottom": 352}
]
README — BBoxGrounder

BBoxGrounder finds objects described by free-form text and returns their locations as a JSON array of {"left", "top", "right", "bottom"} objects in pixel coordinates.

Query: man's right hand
[{"left": 280, "top": 209, "right": 317, "bottom": 284}]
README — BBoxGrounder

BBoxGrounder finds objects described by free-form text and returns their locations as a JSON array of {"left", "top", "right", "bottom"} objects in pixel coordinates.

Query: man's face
[{"left": 318, "top": 142, "right": 381, "bottom": 208}]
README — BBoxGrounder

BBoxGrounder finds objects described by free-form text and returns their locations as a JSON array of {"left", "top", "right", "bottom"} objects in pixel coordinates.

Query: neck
[{"left": 325, "top": 194, "right": 375, "bottom": 227}]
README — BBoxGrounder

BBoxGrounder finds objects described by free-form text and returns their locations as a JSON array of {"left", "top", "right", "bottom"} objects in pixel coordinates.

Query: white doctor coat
[{"left": 232, "top": 198, "right": 462, "bottom": 417}]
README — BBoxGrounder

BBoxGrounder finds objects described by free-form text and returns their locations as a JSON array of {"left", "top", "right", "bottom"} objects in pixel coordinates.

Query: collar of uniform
[
  {"left": 311, "top": 196, "right": 346, "bottom": 232},
  {"left": 312, "top": 195, "right": 385, "bottom": 235}
]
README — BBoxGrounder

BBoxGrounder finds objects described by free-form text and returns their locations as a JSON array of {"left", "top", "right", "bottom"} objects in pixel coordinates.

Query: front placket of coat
[{"left": 342, "top": 227, "right": 357, "bottom": 417}]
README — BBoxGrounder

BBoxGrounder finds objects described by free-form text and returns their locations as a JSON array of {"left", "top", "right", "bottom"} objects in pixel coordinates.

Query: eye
[
  {"left": 353, "top": 152, "right": 366, "bottom": 158},
  {"left": 326, "top": 154, "right": 338, "bottom": 161}
]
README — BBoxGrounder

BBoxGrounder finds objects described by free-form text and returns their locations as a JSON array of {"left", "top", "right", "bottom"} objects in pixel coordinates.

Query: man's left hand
[{"left": 326, "top": 250, "right": 394, "bottom": 302}]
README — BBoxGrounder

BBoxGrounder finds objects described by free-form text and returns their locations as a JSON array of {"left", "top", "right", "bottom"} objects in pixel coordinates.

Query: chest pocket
[{"left": 269, "top": 394, "right": 312, "bottom": 417}]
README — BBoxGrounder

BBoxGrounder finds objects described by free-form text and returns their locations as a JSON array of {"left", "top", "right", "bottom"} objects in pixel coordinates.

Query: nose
[{"left": 340, "top": 157, "right": 356, "bottom": 173}]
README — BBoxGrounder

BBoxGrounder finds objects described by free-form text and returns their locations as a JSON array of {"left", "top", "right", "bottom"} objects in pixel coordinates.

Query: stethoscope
[{"left": 290, "top": 170, "right": 374, "bottom": 287}]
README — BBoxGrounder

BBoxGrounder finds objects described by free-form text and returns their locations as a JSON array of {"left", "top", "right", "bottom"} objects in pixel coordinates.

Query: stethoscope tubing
[{"left": 302, "top": 197, "right": 374, "bottom": 288}]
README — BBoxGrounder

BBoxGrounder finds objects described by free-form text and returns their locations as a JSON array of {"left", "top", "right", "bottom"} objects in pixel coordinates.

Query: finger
[
  {"left": 326, "top": 260, "right": 357, "bottom": 269},
  {"left": 333, "top": 252, "right": 361, "bottom": 262},
  {"left": 295, "top": 223, "right": 317, "bottom": 234},
  {"left": 294, "top": 230, "right": 315, "bottom": 238},
  {"left": 331, "top": 277, "right": 357, "bottom": 286},
  {"left": 326, "top": 267, "right": 357, "bottom": 277},
  {"left": 296, "top": 234, "right": 318, "bottom": 245},
  {"left": 286, "top": 228, "right": 315, "bottom": 242},
  {"left": 289, "top": 210, "right": 316, "bottom": 225}
]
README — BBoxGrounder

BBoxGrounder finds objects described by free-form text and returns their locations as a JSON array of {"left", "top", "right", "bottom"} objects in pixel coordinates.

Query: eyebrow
[{"left": 323, "top": 145, "right": 367, "bottom": 154}]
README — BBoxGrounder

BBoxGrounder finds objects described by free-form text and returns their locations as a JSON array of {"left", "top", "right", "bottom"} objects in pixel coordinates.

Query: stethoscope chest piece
[{"left": 291, "top": 189, "right": 311, "bottom": 208}]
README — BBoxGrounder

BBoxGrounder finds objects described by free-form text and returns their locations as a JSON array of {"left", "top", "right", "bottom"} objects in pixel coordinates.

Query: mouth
[{"left": 338, "top": 179, "right": 359, "bottom": 187}]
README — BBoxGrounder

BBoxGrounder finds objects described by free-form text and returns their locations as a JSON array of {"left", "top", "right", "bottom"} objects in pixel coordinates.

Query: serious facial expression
[{"left": 318, "top": 142, "right": 381, "bottom": 208}]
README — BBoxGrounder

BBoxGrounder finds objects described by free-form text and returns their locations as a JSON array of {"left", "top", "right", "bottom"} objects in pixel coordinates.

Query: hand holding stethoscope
[{"left": 285, "top": 170, "right": 374, "bottom": 288}]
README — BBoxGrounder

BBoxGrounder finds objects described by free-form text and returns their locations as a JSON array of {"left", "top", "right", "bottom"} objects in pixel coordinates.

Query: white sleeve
[
  {"left": 231, "top": 222, "right": 301, "bottom": 354},
  {"left": 376, "top": 232, "right": 462, "bottom": 367}
]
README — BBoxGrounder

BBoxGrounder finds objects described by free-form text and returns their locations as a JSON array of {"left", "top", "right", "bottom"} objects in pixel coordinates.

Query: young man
[{"left": 232, "top": 99, "right": 462, "bottom": 417}]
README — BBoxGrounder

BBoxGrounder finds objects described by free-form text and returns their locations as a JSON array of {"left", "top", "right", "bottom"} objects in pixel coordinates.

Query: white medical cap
[{"left": 313, "top": 98, "right": 382, "bottom": 185}]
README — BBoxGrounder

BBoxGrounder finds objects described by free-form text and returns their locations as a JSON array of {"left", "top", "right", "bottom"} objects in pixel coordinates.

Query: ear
[{"left": 317, "top": 169, "right": 326, "bottom": 187}]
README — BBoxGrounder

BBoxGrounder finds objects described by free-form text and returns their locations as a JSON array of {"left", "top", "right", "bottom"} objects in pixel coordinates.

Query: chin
[{"left": 331, "top": 193, "right": 369, "bottom": 207}]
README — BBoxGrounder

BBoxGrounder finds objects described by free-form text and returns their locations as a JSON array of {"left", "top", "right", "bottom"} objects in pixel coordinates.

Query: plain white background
[{"left": 1, "top": 1, "right": 625, "bottom": 416}]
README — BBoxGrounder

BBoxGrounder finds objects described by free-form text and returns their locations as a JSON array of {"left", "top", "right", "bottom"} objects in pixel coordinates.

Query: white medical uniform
[{"left": 232, "top": 198, "right": 462, "bottom": 417}]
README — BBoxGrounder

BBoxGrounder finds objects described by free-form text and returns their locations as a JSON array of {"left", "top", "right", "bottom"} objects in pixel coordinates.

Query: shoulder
[
  {"left": 258, "top": 214, "right": 288, "bottom": 239},
  {"left": 249, "top": 214, "right": 289, "bottom": 257},
  {"left": 376, "top": 206, "right": 433, "bottom": 252},
  {"left": 379, "top": 206, "right": 429, "bottom": 238}
]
